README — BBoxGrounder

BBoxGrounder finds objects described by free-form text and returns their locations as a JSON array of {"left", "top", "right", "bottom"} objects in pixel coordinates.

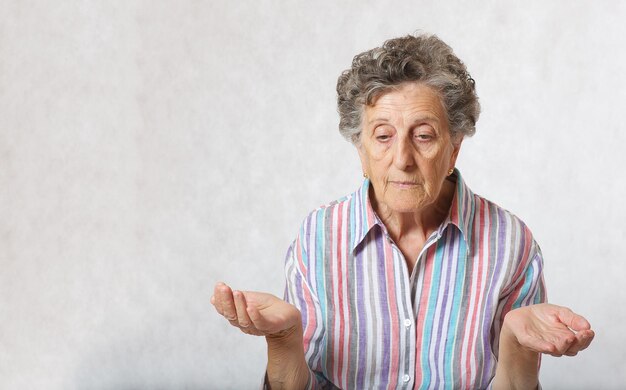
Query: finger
[
  {"left": 246, "top": 304, "right": 266, "bottom": 330},
  {"left": 557, "top": 307, "right": 591, "bottom": 331},
  {"left": 517, "top": 325, "right": 576, "bottom": 357},
  {"left": 578, "top": 329, "right": 595, "bottom": 350},
  {"left": 246, "top": 303, "right": 281, "bottom": 335},
  {"left": 552, "top": 334, "right": 577, "bottom": 356},
  {"left": 212, "top": 283, "right": 225, "bottom": 314},
  {"left": 520, "top": 333, "right": 562, "bottom": 356},
  {"left": 211, "top": 285, "right": 224, "bottom": 315},
  {"left": 233, "top": 290, "right": 252, "bottom": 328},
  {"left": 216, "top": 283, "right": 237, "bottom": 321},
  {"left": 540, "top": 336, "right": 574, "bottom": 357},
  {"left": 564, "top": 329, "right": 595, "bottom": 356}
]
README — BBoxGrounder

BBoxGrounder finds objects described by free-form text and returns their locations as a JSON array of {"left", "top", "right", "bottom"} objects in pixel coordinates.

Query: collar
[{"left": 351, "top": 168, "right": 476, "bottom": 253}]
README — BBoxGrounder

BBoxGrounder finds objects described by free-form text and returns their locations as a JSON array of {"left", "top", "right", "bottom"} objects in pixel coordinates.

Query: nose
[{"left": 392, "top": 136, "right": 416, "bottom": 171}]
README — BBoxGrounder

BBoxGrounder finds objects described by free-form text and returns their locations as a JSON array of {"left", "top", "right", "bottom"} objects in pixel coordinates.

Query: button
[
  {"left": 403, "top": 374, "right": 410, "bottom": 383},
  {"left": 404, "top": 319, "right": 412, "bottom": 327}
]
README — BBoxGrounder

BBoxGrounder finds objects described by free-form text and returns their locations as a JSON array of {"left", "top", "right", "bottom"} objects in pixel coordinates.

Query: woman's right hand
[
  {"left": 211, "top": 282, "right": 302, "bottom": 337},
  {"left": 212, "top": 282, "right": 312, "bottom": 388}
]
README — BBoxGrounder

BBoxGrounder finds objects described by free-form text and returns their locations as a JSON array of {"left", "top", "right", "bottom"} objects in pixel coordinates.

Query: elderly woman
[{"left": 211, "top": 34, "right": 594, "bottom": 389}]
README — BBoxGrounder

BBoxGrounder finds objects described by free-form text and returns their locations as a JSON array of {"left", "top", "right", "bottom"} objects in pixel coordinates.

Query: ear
[
  {"left": 356, "top": 142, "right": 369, "bottom": 176},
  {"left": 449, "top": 137, "right": 463, "bottom": 170}
]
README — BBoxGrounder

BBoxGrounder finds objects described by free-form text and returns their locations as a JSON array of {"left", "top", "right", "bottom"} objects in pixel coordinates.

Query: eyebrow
[
  {"left": 367, "top": 117, "right": 387, "bottom": 125},
  {"left": 367, "top": 115, "right": 440, "bottom": 126}
]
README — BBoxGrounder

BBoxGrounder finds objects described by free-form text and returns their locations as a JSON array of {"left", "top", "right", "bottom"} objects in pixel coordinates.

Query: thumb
[
  {"left": 246, "top": 304, "right": 272, "bottom": 332},
  {"left": 557, "top": 307, "right": 591, "bottom": 331}
]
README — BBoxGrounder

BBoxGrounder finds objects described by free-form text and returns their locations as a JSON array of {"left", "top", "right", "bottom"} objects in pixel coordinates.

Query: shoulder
[
  {"left": 297, "top": 187, "right": 361, "bottom": 238},
  {"left": 287, "top": 185, "right": 363, "bottom": 262},
  {"left": 471, "top": 192, "right": 535, "bottom": 238},
  {"left": 465, "top": 193, "right": 545, "bottom": 296},
  {"left": 285, "top": 188, "right": 361, "bottom": 284},
  {"left": 453, "top": 171, "right": 537, "bottom": 252},
  {"left": 468, "top": 192, "right": 541, "bottom": 263}
]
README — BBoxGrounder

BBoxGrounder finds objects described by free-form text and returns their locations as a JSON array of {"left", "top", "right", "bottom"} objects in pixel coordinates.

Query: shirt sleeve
[
  {"left": 282, "top": 236, "right": 339, "bottom": 390},
  {"left": 487, "top": 241, "right": 547, "bottom": 389},
  {"left": 492, "top": 242, "right": 547, "bottom": 352},
  {"left": 261, "top": 237, "right": 335, "bottom": 390}
]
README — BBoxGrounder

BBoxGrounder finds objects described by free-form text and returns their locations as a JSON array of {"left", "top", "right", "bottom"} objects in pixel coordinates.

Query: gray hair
[{"left": 336, "top": 33, "right": 480, "bottom": 144}]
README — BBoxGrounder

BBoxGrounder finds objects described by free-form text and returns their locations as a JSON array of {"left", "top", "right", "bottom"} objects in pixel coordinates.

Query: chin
[
  {"left": 386, "top": 196, "right": 430, "bottom": 214},
  {"left": 390, "top": 204, "right": 426, "bottom": 214}
]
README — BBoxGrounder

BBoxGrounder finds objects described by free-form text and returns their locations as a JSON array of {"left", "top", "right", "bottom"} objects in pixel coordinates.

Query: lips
[{"left": 389, "top": 180, "right": 420, "bottom": 188}]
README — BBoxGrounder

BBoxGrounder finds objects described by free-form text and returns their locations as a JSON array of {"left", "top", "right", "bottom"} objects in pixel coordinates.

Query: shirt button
[
  {"left": 403, "top": 374, "right": 410, "bottom": 383},
  {"left": 404, "top": 319, "right": 412, "bottom": 327}
]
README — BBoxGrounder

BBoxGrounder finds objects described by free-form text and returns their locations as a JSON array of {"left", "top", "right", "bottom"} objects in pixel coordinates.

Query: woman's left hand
[
  {"left": 502, "top": 303, "right": 594, "bottom": 357},
  {"left": 493, "top": 303, "right": 594, "bottom": 389}
]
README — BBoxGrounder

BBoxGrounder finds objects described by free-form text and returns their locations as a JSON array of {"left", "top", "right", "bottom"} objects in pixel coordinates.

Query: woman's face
[{"left": 358, "top": 82, "right": 461, "bottom": 214}]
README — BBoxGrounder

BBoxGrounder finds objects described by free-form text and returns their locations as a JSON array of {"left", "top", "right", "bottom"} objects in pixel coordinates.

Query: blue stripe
[
  {"left": 421, "top": 238, "right": 446, "bottom": 387},
  {"left": 315, "top": 211, "right": 327, "bottom": 319},
  {"left": 513, "top": 264, "right": 535, "bottom": 309},
  {"left": 444, "top": 233, "right": 467, "bottom": 384}
]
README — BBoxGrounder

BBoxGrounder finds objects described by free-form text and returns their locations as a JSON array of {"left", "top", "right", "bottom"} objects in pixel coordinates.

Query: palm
[
  {"left": 242, "top": 291, "right": 300, "bottom": 335},
  {"left": 211, "top": 282, "right": 301, "bottom": 337},
  {"left": 505, "top": 303, "right": 594, "bottom": 357}
]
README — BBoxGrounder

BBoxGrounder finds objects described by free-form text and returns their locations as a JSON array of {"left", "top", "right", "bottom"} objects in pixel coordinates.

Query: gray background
[{"left": 1, "top": 1, "right": 624, "bottom": 389}]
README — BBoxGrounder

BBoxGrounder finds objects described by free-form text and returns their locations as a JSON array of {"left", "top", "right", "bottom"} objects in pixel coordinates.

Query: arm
[
  {"left": 492, "top": 303, "right": 595, "bottom": 390},
  {"left": 265, "top": 322, "right": 311, "bottom": 389},
  {"left": 211, "top": 283, "right": 310, "bottom": 389},
  {"left": 490, "top": 244, "right": 594, "bottom": 389}
]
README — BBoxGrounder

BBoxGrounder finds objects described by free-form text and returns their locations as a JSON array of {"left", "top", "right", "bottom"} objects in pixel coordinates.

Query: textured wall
[{"left": 1, "top": 1, "right": 624, "bottom": 389}]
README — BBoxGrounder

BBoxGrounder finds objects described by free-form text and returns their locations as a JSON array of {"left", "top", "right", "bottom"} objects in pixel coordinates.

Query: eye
[
  {"left": 373, "top": 125, "right": 394, "bottom": 143},
  {"left": 414, "top": 125, "right": 436, "bottom": 142},
  {"left": 415, "top": 133, "right": 434, "bottom": 141}
]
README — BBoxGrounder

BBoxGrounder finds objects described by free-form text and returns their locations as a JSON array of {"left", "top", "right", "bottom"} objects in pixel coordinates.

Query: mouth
[{"left": 388, "top": 180, "right": 420, "bottom": 189}]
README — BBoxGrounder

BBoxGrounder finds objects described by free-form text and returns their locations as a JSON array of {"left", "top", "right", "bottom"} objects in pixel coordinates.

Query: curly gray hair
[{"left": 336, "top": 33, "right": 480, "bottom": 144}]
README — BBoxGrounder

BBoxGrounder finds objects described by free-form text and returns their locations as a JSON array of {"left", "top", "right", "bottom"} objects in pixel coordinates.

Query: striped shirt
[{"left": 283, "top": 169, "right": 546, "bottom": 389}]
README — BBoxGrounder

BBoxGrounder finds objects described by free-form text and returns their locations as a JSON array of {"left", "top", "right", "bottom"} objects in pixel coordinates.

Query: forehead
[{"left": 365, "top": 82, "right": 446, "bottom": 121}]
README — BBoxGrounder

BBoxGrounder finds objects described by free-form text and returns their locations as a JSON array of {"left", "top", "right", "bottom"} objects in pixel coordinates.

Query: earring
[
  {"left": 447, "top": 168, "right": 454, "bottom": 176},
  {"left": 363, "top": 173, "right": 368, "bottom": 179}
]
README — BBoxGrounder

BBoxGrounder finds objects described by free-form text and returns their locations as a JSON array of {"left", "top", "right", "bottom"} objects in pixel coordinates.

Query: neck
[{"left": 373, "top": 178, "right": 456, "bottom": 243}]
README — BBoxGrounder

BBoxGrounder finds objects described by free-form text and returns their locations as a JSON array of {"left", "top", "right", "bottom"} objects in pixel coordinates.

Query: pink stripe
[
  {"left": 414, "top": 248, "right": 436, "bottom": 385},
  {"left": 464, "top": 199, "right": 487, "bottom": 385},
  {"left": 297, "top": 237, "right": 317, "bottom": 351}
]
